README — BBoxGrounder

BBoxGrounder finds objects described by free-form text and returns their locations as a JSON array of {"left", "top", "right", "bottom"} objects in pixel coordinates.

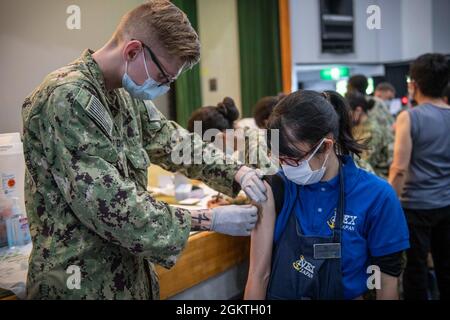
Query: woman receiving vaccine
[{"left": 244, "top": 90, "right": 409, "bottom": 300}]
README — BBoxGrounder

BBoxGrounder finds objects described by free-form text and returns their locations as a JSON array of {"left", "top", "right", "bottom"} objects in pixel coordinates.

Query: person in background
[
  {"left": 347, "top": 74, "right": 369, "bottom": 97},
  {"left": 244, "top": 90, "right": 409, "bottom": 300},
  {"left": 443, "top": 82, "right": 450, "bottom": 104},
  {"left": 253, "top": 94, "right": 286, "bottom": 129},
  {"left": 187, "top": 98, "right": 278, "bottom": 175},
  {"left": 188, "top": 97, "right": 240, "bottom": 156},
  {"left": 347, "top": 93, "right": 393, "bottom": 178},
  {"left": 347, "top": 75, "right": 394, "bottom": 132},
  {"left": 375, "top": 82, "right": 397, "bottom": 115},
  {"left": 375, "top": 82, "right": 396, "bottom": 105},
  {"left": 389, "top": 53, "right": 450, "bottom": 300}
]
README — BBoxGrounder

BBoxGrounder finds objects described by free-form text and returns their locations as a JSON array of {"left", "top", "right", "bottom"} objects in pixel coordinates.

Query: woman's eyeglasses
[
  {"left": 278, "top": 139, "right": 326, "bottom": 167},
  {"left": 278, "top": 155, "right": 306, "bottom": 167}
]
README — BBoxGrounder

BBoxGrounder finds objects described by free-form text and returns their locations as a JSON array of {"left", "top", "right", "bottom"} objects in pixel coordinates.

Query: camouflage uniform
[
  {"left": 22, "top": 50, "right": 242, "bottom": 300},
  {"left": 354, "top": 157, "right": 375, "bottom": 174},
  {"left": 236, "top": 127, "right": 279, "bottom": 176},
  {"left": 367, "top": 96, "right": 394, "bottom": 132},
  {"left": 352, "top": 116, "right": 394, "bottom": 179}
]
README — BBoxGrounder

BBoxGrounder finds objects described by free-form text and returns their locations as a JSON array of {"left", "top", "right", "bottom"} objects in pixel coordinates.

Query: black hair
[
  {"left": 348, "top": 75, "right": 368, "bottom": 95},
  {"left": 267, "top": 90, "right": 365, "bottom": 158},
  {"left": 346, "top": 93, "right": 376, "bottom": 113},
  {"left": 410, "top": 53, "right": 449, "bottom": 98},
  {"left": 187, "top": 97, "right": 239, "bottom": 135},
  {"left": 443, "top": 82, "right": 450, "bottom": 102},
  {"left": 252, "top": 93, "right": 286, "bottom": 129}
]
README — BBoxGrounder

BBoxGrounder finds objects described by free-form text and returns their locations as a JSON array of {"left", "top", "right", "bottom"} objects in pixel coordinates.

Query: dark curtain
[
  {"left": 172, "top": 0, "right": 202, "bottom": 128},
  {"left": 237, "top": 0, "right": 283, "bottom": 117}
]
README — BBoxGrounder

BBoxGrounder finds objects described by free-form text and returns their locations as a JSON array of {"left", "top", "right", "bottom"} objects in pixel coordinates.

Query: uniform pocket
[
  {"left": 125, "top": 144, "right": 151, "bottom": 190},
  {"left": 142, "top": 100, "right": 163, "bottom": 139},
  {"left": 125, "top": 145, "right": 150, "bottom": 170}
]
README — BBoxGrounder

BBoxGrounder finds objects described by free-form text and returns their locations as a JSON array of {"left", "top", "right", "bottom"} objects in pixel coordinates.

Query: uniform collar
[{"left": 80, "top": 49, "right": 117, "bottom": 106}]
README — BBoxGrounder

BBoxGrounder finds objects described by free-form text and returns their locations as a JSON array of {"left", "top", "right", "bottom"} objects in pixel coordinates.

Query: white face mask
[{"left": 281, "top": 138, "right": 330, "bottom": 185}]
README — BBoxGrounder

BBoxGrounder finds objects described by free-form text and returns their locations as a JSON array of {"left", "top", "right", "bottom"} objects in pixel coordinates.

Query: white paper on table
[{"left": 0, "top": 243, "right": 32, "bottom": 299}]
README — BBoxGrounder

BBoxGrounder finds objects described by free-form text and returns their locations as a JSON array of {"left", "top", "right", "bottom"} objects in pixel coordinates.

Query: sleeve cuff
[
  {"left": 152, "top": 207, "right": 192, "bottom": 270},
  {"left": 370, "top": 239, "right": 410, "bottom": 258},
  {"left": 205, "top": 164, "right": 243, "bottom": 198}
]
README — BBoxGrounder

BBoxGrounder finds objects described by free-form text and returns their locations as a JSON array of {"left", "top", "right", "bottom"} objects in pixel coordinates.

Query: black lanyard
[
  {"left": 312, "top": 159, "right": 345, "bottom": 260},
  {"left": 332, "top": 160, "right": 345, "bottom": 243}
]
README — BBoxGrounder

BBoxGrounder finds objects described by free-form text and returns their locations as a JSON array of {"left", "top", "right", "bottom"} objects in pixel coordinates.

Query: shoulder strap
[{"left": 264, "top": 174, "right": 285, "bottom": 216}]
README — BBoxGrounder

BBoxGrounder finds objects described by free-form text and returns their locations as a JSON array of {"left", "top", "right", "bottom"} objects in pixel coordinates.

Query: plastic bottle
[
  {"left": 5, "top": 197, "right": 30, "bottom": 248},
  {"left": 5, "top": 212, "right": 19, "bottom": 248},
  {"left": 0, "top": 190, "right": 13, "bottom": 247},
  {"left": 0, "top": 216, "right": 6, "bottom": 247},
  {"left": 0, "top": 133, "right": 27, "bottom": 215},
  {"left": 18, "top": 215, "right": 31, "bottom": 245}
]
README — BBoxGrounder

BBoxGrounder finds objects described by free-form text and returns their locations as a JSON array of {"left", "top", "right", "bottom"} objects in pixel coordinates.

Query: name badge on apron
[{"left": 313, "top": 243, "right": 341, "bottom": 259}]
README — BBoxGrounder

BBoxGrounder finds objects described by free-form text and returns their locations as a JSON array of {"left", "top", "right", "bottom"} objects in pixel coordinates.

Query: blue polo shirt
[{"left": 273, "top": 155, "right": 410, "bottom": 299}]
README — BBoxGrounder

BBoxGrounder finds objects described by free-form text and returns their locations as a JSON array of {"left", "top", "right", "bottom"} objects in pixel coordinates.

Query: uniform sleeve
[
  {"left": 366, "top": 185, "right": 410, "bottom": 257},
  {"left": 365, "top": 124, "right": 393, "bottom": 178},
  {"left": 39, "top": 85, "right": 191, "bottom": 269},
  {"left": 370, "top": 251, "right": 405, "bottom": 277},
  {"left": 139, "top": 100, "right": 243, "bottom": 197},
  {"left": 245, "top": 128, "right": 279, "bottom": 175},
  {"left": 365, "top": 129, "right": 381, "bottom": 166}
]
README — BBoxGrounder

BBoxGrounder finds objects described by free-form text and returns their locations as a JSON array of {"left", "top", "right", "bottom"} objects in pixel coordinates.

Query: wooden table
[{"left": 156, "top": 232, "right": 250, "bottom": 299}]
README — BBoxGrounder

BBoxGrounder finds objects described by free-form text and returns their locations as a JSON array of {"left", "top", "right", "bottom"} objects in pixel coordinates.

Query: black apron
[{"left": 266, "top": 163, "right": 345, "bottom": 300}]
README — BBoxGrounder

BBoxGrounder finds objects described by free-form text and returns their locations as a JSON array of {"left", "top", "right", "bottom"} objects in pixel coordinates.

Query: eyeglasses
[
  {"left": 278, "top": 139, "right": 326, "bottom": 167},
  {"left": 132, "top": 39, "right": 176, "bottom": 86}
]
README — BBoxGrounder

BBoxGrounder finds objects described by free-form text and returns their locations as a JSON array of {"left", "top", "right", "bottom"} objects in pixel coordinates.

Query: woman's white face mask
[{"left": 281, "top": 138, "right": 330, "bottom": 185}]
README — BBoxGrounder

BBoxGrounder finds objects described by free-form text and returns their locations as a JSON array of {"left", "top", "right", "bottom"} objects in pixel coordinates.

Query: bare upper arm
[
  {"left": 392, "top": 111, "right": 412, "bottom": 171},
  {"left": 249, "top": 181, "right": 277, "bottom": 277},
  {"left": 377, "top": 272, "right": 399, "bottom": 300}
]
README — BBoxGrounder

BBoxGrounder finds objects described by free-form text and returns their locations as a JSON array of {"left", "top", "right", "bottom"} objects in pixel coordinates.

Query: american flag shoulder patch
[{"left": 85, "top": 95, "right": 113, "bottom": 138}]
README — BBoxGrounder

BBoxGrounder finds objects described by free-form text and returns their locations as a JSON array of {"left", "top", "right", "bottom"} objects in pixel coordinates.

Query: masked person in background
[
  {"left": 374, "top": 82, "right": 396, "bottom": 108},
  {"left": 244, "top": 90, "right": 409, "bottom": 300},
  {"left": 21, "top": 1, "right": 267, "bottom": 300}
]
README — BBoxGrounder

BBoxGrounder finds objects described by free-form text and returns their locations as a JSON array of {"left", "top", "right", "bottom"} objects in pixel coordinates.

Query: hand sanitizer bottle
[
  {"left": 6, "top": 207, "right": 20, "bottom": 248},
  {"left": 6, "top": 197, "right": 30, "bottom": 247},
  {"left": 0, "top": 190, "right": 13, "bottom": 247}
]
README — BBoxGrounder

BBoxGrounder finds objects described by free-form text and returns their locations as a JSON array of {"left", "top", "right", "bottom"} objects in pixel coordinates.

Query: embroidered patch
[
  {"left": 85, "top": 95, "right": 113, "bottom": 138},
  {"left": 143, "top": 100, "right": 161, "bottom": 130},
  {"left": 293, "top": 255, "right": 315, "bottom": 279}
]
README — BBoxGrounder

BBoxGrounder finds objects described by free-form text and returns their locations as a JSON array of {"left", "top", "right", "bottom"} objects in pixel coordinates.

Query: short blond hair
[{"left": 114, "top": 0, "right": 200, "bottom": 69}]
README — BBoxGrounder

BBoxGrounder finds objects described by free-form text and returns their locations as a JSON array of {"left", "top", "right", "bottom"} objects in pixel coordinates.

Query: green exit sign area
[{"left": 320, "top": 67, "right": 350, "bottom": 80}]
